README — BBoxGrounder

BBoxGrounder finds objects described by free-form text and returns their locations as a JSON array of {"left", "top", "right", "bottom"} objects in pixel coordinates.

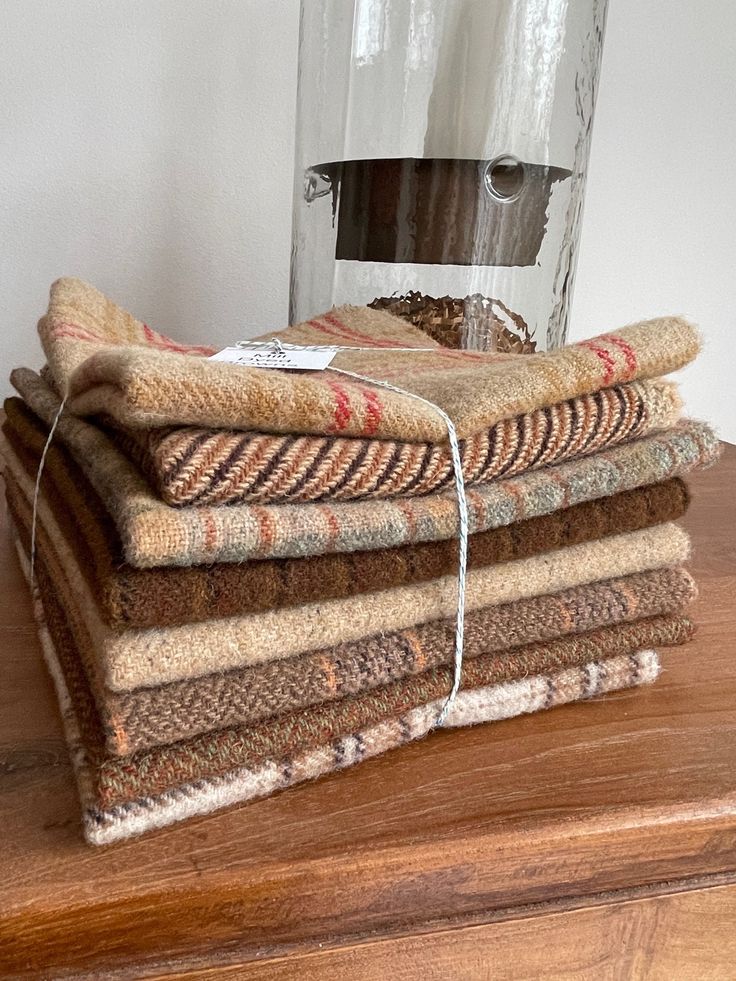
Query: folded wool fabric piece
[
  {"left": 4, "top": 452, "right": 690, "bottom": 689},
  {"left": 10, "top": 368, "right": 719, "bottom": 566},
  {"left": 107, "top": 378, "right": 681, "bottom": 506},
  {"left": 39, "top": 277, "right": 700, "bottom": 440},
  {"left": 15, "top": 533, "right": 687, "bottom": 814},
  {"left": 34, "top": 575, "right": 662, "bottom": 845},
  {"left": 2, "top": 395, "right": 692, "bottom": 628}
]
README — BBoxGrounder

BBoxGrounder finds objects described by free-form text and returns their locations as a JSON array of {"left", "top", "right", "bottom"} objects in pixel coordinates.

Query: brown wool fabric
[
  {"left": 39, "top": 277, "right": 701, "bottom": 439},
  {"left": 106, "top": 378, "right": 681, "bottom": 506},
  {"left": 23, "top": 533, "right": 692, "bottom": 811},
  {"left": 2, "top": 397, "right": 692, "bottom": 629}
]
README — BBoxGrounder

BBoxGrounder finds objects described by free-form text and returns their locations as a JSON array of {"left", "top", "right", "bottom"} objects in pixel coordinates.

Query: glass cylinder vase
[{"left": 290, "top": 0, "right": 608, "bottom": 352}]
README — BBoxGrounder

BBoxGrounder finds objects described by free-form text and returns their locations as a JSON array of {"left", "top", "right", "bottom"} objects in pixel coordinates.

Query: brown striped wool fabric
[
  {"left": 2, "top": 397, "right": 692, "bottom": 629},
  {"left": 106, "top": 378, "right": 681, "bottom": 506},
  {"left": 27, "top": 534, "right": 690, "bottom": 812}
]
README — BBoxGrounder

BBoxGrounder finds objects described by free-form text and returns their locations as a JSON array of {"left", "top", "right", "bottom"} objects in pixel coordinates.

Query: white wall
[
  {"left": 2, "top": 0, "right": 735, "bottom": 440},
  {"left": 0, "top": 0, "right": 300, "bottom": 375},
  {"left": 569, "top": 0, "right": 736, "bottom": 442}
]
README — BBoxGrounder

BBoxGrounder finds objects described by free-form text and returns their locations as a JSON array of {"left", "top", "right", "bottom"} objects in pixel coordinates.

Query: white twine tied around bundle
[
  {"left": 30, "top": 336, "right": 470, "bottom": 728},
  {"left": 30, "top": 393, "right": 67, "bottom": 591},
  {"left": 237, "top": 336, "right": 470, "bottom": 727}
]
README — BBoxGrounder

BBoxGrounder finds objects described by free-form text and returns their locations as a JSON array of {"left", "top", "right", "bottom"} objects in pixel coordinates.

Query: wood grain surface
[
  {"left": 1, "top": 446, "right": 735, "bottom": 979},
  {"left": 148, "top": 883, "right": 736, "bottom": 981}
]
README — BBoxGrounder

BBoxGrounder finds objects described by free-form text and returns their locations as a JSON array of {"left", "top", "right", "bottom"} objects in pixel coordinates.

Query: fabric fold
[
  {"left": 106, "top": 377, "right": 681, "bottom": 506},
  {"left": 39, "top": 277, "right": 701, "bottom": 439}
]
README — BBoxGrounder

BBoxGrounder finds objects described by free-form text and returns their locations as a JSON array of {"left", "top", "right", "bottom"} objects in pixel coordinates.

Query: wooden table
[{"left": 2, "top": 447, "right": 736, "bottom": 980}]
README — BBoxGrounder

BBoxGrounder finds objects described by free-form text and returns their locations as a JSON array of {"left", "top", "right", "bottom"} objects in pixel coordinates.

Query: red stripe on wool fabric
[
  {"left": 580, "top": 340, "right": 616, "bottom": 385},
  {"left": 549, "top": 469, "right": 572, "bottom": 510},
  {"left": 203, "top": 512, "right": 219, "bottom": 554},
  {"left": 186, "top": 342, "right": 218, "bottom": 356},
  {"left": 166, "top": 339, "right": 217, "bottom": 356},
  {"left": 396, "top": 500, "right": 418, "bottom": 538},
  {"left": 605, "top": 334, "right": 638, "bottom": 376},
  {"left": 251, "top": 506, "right": 276, "bottom": 554},
  {"left": 142, "top": 322, "right": 216, "bottom": 357},
  {"left": 434, "top": 346, "right": 489, "bottom": 363},
  {"left": 361, "top": 386, "right": 383, "bottom": 435},
  {"left": 323, "top": 311, "right": 417, "bottom": 349},
  {"left": 306, "top": 317, "right": 355, "bottom": 344},
  {"left": 51, "top": 322, "right": 106, "bottom": 343},
  {"left": 323, "top": 313, "right": 490, "bottom": 363},
  {"left": 326, "top": 379, "right": 353, "bottom": 433},
  {"left": 318, "top": 505, "right": 341, "bottom": 548}
]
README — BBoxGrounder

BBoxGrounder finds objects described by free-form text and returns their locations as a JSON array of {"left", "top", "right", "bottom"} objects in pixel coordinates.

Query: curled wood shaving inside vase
[{"left": 369, "top": 292, "right": 537, "bottom": 353}]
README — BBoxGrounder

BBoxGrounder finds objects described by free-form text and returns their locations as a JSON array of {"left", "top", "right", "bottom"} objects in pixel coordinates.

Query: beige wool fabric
[
  {"left": 4, "top": 438, "right": 689, "bottom": 690},
  {"left": 9, "top": 369, "right": 718, "bottom": 567},
  {"left": 40, "top": 278, "right": 700, "bottom": 439}
]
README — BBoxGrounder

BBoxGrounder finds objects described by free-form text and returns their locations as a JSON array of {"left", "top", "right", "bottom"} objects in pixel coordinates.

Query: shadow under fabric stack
[{"left": 1, "top": 278, "right": 720, "bottom": 846}]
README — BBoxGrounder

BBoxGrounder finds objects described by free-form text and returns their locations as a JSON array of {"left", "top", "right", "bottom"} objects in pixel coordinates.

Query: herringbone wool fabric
[
  {"left": 10, "top": 369, "right": 719, "bottom": 566},
  {"left": 3, "top": 396, "right": 692, "bottom": 628},
  {"left": 39, "top": 278, "right": 700, "bottom": 440},
  {"left": 4, "top": 453, "right": 691, "bottom": 689},
  {"left": 32, "top": 570, "right": 661, "bottom": 844},
  {"left": 16, "top": 534, "right": 687, "bottom": 814},
  {"left": 108, "top": 378, "right": 681, "bottom": 506}
]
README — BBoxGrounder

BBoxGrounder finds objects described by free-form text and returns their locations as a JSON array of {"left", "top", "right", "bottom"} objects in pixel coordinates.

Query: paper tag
[{"left": 209, "top": 345, "right": 338, "bottom": 371}]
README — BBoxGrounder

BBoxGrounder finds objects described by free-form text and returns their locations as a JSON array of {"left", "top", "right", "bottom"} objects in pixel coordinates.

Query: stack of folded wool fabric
[{"left": 1, "top": 278, "right": 720, "bottom": 845}]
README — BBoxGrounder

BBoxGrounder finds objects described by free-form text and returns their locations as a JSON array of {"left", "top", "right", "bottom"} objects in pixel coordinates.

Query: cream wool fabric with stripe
[
  {"left": 2, "top": 435, "right": 688, "bottom": 690},
  {"left": 39, "top": 277, "right": 701, "bottom": 440},
  {"left": 10, "top": 368, "right": 718, "bottom": 568}
]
